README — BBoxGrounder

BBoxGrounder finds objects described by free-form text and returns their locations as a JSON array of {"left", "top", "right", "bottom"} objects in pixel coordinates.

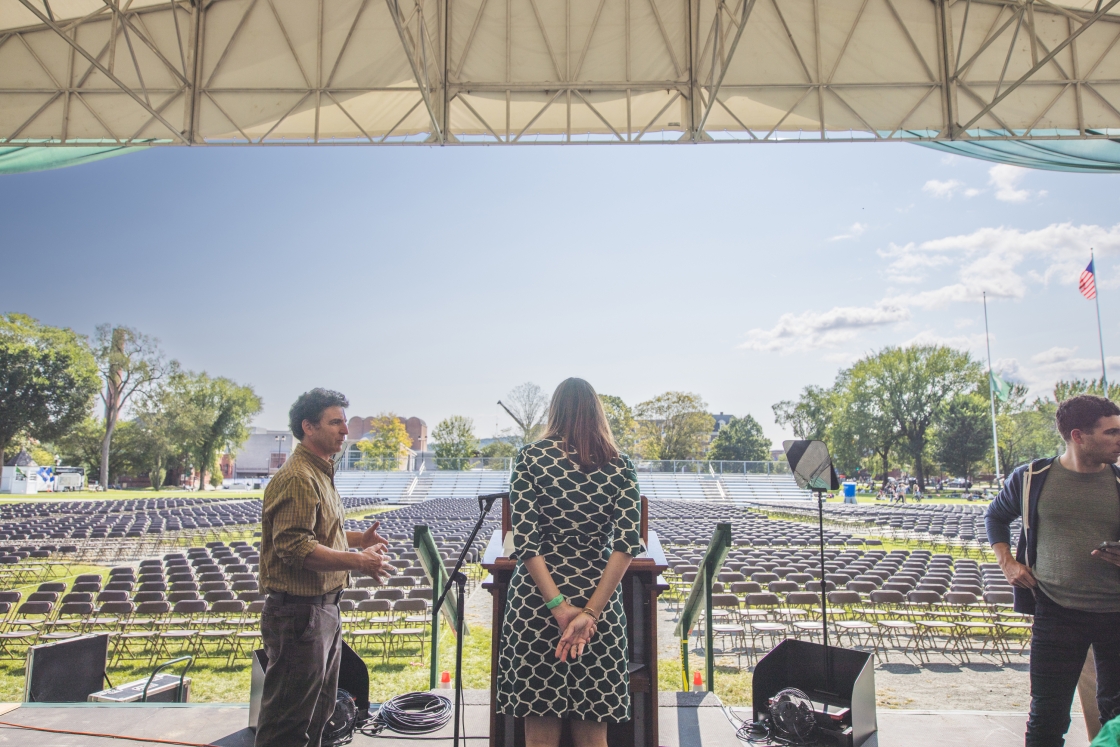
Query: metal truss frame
[{"left": 2, "top": 0, "right": 1120, "bottom": 146}]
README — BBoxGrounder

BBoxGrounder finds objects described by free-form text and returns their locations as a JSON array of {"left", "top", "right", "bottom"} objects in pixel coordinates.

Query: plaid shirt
[{"left": 259, "top": 443, "right": 349, "bottom": 596}]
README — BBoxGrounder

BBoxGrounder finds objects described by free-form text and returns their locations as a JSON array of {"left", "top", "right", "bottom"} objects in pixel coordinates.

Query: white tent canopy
[{"left": 1, "top": 0, "right": 1119, "bottom": 146}]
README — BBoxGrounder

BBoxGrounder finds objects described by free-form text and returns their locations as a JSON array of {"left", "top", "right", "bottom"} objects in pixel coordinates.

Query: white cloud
[
  {"left": 830, "top": 222, "right": 868, "bottom": 241},
  {"left": 954, "top": 318, "right": 975, "bottom": 329},
  {"left": 989, "top": 164, "right": 1044, "bottom": 202},
  {"left": 964, "top": 188, "right": 982, "bottom": 198},
  {"left": 1031, "top": 346, "right": 1077, "bottom": 365},
  {"left": 740, "top": 303, "right": 911, "bottom": 353},
  {"left": 881, "top": 223, "right": 1120, "bottom": 305},
  {"left": 742, "top": 222, "right": 1120, "bottom": 360},
  {"left": 899, "top": 330, "right": 988, "bottom": 350},
  {"left": 923, "top": 179, "right": 964, "bottom": 199}
]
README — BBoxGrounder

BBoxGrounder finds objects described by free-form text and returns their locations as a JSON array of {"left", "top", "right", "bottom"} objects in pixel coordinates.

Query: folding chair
[
  {"left": 228, "top": 600, "right": 265, "bottom": 664},
  {"left": 784, "top": 592, "right": 825, "bottom": 643},
  {"left": 41, "top": 602, "right": 93, "bottom": 640},
  {"left": 827, "top": 591, "right": 877, "bottom": 655},
  {"left": 349, "top": 600, "right": 392, "bottom": 662},
  {"left": 869, "top": 590, "right": 920, "bottom": 662},
  {"left": 113, "top": 600, "right": 170, "bottom": 665},
  {"left": 742, "top": 593, "right": 788, "bottom": 665},
  {"left": 196, "top": 600, "right": 243, "bottom": 660},
  {"left": 388, "top": 600, "right": 429, "bottom": 660},
  {"left": 0, "top": 601, "right": 51, "bottom": 657},
  {"left": 907, "top": 590, "right": 960, "bottom": 663},
  {"left": 945, "top": 592, "right": 1005, "bottom": 663},
  {"left": 985, "top": 590, "right": 1032, "bottom": 655}
]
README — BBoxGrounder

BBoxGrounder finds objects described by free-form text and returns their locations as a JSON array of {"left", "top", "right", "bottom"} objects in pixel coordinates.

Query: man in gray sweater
[{"left": 986, "top": 395, "right": 1120, "bottom": 747}]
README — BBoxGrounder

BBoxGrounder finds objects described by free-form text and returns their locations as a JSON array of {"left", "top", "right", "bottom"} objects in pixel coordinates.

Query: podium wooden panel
[{"left": 481, "top": 496, "right": 668, "bottom": 747}]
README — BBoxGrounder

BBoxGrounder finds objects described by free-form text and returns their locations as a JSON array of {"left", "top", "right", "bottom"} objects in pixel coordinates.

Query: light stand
[
  {"left": 431, "top": 491, "right": 506, "bottom": 747},
  {"left": 813, "top": 486, "right": 833, "bottom": 695},
  {"left": 783, "top": 440, "right": 841, "bottom": 697}
]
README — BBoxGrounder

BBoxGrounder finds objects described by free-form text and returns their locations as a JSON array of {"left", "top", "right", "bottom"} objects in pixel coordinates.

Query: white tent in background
[{"left": 1, "top": 0, "right": 1120, "bottom": 151}]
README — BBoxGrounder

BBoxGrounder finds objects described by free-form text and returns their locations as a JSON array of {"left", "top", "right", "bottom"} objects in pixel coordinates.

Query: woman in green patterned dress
[{"left": 497, "top": 377, "right": 642, "bottom": 747}]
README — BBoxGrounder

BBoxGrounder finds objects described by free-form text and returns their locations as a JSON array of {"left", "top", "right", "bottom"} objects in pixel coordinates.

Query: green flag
[{"left": 991, "top": 372, "right": 1012, "bottom": 402}]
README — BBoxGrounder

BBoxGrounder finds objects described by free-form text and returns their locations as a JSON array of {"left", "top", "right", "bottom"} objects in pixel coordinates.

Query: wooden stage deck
[{"left": 0, "top": 693, "right": 1091, "bottom": 747}]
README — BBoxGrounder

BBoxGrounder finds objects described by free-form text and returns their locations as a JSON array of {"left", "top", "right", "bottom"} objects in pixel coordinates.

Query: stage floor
[{"left": 0, "top": 695, "right": 1091, "bottom": 747}]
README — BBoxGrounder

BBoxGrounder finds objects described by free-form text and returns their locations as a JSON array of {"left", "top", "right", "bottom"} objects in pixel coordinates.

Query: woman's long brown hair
[{"left": 542, "top": 378, "right": 620, "bottom": 471}]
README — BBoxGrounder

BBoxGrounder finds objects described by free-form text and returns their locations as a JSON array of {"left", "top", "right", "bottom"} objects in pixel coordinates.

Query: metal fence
[
  {"left": 335, "top": 456, "right": 788, "bottom": 474},
  {"left": 633, "top": 460, "right": 790, "bottom": 475}
]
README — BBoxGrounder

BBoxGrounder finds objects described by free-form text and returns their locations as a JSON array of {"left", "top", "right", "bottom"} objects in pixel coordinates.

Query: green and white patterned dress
[{"left": 496, "top": 438, "right": 642, "bottom": 723}]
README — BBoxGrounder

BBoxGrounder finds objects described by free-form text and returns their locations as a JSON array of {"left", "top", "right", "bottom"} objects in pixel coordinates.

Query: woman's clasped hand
[{"left": 550, "top": 601, "right": 597, "bottom": 661}]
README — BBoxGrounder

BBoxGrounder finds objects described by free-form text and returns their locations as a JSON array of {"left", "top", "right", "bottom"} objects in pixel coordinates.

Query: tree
[
  {"left": 635, "top": 392, "right": 714, "bottom": 460},
  {"left": 94, "top": 325, "right": 170, "bottom": 490},
  {"left": 55, "top": 416, "right": 136, "bottom": 484},
  {"left": 173, "top": 371, "right": 261, "bottom": 489},
  {"left": 499, "top": 382, "right": 549, "bottom": 446},
  {"left": 480, "top": 438, "right": 517, "bottom": 467},
  {"left": 773, "top": 385, "right": 836, "bottom": 441},
  {"left": 1054, "top": 377, "right": 1120, "bottom": 402},
  {"left": 599, "top": 394, "right": 637, "bottom": 454},
  {"left": 934, "top": 394, "right": 991, "bottom": 479},
  {"left": 833, "top": 367, "right": 900, "bottom": 487},
  {"left": 993, "top": 385, "right": 1062, "bottom": 473},
  {"left": 858, "top": 345, "right": 980, "bottom": 488},
  {"left": 354, "top": 414, "right": 411, "bottom": 470},
  {"left": 708, "top": 414, "right": 771, "bottom": 461},
  {"left": 0, "top": 314, "right": 99, "bottom": 460},
  {"left": 431, "top": 416, "right": 479, "bottom": 470}
]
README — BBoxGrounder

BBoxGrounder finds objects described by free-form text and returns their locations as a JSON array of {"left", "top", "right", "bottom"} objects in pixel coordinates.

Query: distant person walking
[
  {"left": 255, "top": 389, "right": 393, "bottom": 747},
  {"left": 986, "top": 395, "right": 1120, "bottom": 747}
]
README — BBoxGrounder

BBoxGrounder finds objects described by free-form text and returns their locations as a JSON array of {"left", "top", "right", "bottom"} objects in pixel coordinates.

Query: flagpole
[
  {"left": 983, "top": 292, "right": 1002, "bottom": 483},
  {"left": 1092, "top": 248, "right": 1108, "bottom": 390}
]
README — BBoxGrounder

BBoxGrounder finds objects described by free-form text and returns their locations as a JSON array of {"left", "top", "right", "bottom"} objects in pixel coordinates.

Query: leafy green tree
[
  {"left": 829, "top": 370, "right": 898, "bottom": 484},
  {"left": 635, "top": 392, "right": 714, "bottom": 460},
  {"left": 356, "top": 414, "right": 412, "bottom": 470},
  {"left": 993, "top": 385, "right": 1062, "bottom": 473},
  {"left": 773, "top": 385, "right": 836, "bottom": 441},
  {"left": 0, "top": 314, "right": 100, "bottom": 459},
  {"left": 480, "top": 439, "right": 516, "bottom": 457},
  {"left": 94, "top": 325, "right": 170, "bottom": 490},
  {"left": 599, "top": 394, "right": 637, "bottom": 454},
  {"left": 1053, "top": 377, "right": 1120, "bottom": 402},
  {"left": 863, "top": 345, "right": 980, "bottom": 488},
  {"left": 55, "top": 416, "right": 135, "bottom": 484},
  {"left": 708, "top": 414, "right": 771, "bottom": 461},
  {"left": 172, "top": 371, "right": 261, "bottom": 488},
  {"left": 432, "top": 416, "right": 480, "bottom": 470},
  {"left": 934, "top": 394, "right": 991, "bottom": 480}
]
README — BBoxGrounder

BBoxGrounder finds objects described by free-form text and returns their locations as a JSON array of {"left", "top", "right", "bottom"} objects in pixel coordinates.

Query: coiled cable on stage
[{"left": 358, "top": 692, "right": 452, "bottom": 738}]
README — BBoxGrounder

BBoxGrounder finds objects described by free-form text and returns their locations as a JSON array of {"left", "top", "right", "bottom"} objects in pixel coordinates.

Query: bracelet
[
  {"left": 545, "top": 594, "right": 565, "bottom": 610},
  {"left": 581, "top": 606, "right": 600, "bottom": 621}
]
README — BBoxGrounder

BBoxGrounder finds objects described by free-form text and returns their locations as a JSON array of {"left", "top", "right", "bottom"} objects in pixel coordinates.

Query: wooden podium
[{"left": 481, "top": 496, "right": 668, "bottom": 747}]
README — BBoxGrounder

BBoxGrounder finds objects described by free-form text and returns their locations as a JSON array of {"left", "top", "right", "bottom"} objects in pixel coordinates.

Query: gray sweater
[{"left": 1033, "top": 458, "right": 1120, "bottom": 613}]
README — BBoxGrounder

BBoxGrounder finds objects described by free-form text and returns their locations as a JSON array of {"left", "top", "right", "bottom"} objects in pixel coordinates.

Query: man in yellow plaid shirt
[{"left": 255, "top": 388, "right": 394, "bottom": 747}]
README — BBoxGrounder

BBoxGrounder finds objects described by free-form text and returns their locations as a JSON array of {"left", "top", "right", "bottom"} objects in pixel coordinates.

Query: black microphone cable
[{"left": 356, "top": 690, "right": 489, "bottom": 741}]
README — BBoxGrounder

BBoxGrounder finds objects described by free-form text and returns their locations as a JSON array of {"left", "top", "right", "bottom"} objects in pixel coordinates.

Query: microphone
[{"left": 478, "top": 492, "right": 508, "bottom": 515}]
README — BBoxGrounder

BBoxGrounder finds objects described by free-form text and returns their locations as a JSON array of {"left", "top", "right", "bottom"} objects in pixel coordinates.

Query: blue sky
[{"left": 3, "top": 143, "right": 1118, "bottom": 448}]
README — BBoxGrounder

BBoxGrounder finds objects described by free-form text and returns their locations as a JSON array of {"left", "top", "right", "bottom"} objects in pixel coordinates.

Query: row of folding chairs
[{"left": 692, "top": 589, "right": 1031, "bottom": 668}]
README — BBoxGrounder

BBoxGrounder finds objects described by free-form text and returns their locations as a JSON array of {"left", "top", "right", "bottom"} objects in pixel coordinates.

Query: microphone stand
[{"left": 431, "top": 491, "right": 506, "bottom": 747}]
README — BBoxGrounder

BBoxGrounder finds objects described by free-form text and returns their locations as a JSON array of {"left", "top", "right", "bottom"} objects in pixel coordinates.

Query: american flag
[{"left": 1080, "top": 259, "right": 1097, "bottom": 300}]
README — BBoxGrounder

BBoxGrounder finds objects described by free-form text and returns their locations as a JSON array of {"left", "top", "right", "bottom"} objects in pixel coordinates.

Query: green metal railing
[
  {"left": 413, "top": 524, "right": 467, "bottom": 690},
  {"left": 672, "top": 522, "right": 732, "bottom": 693}
]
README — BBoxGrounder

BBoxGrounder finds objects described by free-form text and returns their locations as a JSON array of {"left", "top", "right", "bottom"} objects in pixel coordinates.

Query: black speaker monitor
[
  {"left": 25, "top": 633, "right": 108, "bottom": 703},
  {"left": 753, "top": 639, "right": 876, "bottom": 747}
]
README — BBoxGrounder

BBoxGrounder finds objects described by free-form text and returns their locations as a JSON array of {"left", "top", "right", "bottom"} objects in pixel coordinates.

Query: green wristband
[{"left": 545, "top": 594, "right": 565, "bottom": 610}]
